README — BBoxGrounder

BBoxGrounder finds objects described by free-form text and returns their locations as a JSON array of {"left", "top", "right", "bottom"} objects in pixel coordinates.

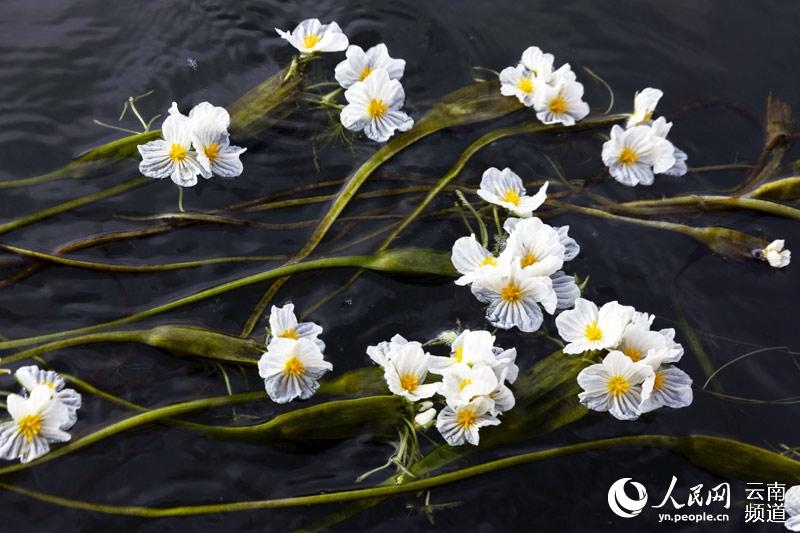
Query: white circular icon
[{"left": 607, "top": 478, "right": 649, "bottom": 518}]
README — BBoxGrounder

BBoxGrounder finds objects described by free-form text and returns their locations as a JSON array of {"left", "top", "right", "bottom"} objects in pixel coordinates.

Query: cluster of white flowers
[
  {"left": 0, "top": 366, "right": 82, "bottom": 463},
  {"left": 602, "top": 88, "right": 688, "bottom": 186},
  {"left": 759, "top": 239, "right": 792, "bottom": 268},
  {"left": 138, "top": 102, "right": 246, "bottom": 187},
  {"left": 556, "top": 298, "right": 692, "bottom": 420},
  {"left": 452, "top": 167, "right": 580, "bottom": 332},
  {"left": 367, "top": 329, "right": 517, "bottom": 446},
  {"left": 499, "top": 45, "right": 589, "bottom": 126},
  {"left": 257, "top": 304, "right": 332, "bottom": 404}
]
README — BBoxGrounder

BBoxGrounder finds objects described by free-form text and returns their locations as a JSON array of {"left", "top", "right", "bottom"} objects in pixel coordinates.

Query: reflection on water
[{"left": 0, "top": 0, "right": 798, "bottom": 531}]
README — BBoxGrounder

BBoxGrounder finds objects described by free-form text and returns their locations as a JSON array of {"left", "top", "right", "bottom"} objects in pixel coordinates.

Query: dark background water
[{"left": 1, "top": 1, "right": 798, "bottom": 531}]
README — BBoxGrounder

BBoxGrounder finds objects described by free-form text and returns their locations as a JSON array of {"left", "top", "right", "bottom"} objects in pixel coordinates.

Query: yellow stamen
[
  {"left": 520, "top": 253, "right": 538, "bottom": 268},
  {"left": 622, "top": 346, "right": 643, "bottom": 362},
  {"left": 18, "top": 414, "right": 43, "bottom": 443},
  {"left": 641, "top": 110, "right": 653, "bottom": 123},
  {"left": 399, "top": 373, "right": 420, "bottom": 392},
  {"left": 45, "top": 381, "right": 56, "bottom": 390},
  {"left": 500, "top": 282, "right": 523, "bottom": 303},
  {"left": 359, "top": 66, "right": 373, "bottom": 81},
  {"left": 283, "top": 356, "right": 305, "bottom": 376},
  {"left": 584, "top": 321, "right": 603, "bottom": 342},
  {"left": 606, "top": 375, "right": 631, "bottom": 397},
  {"left": 480, "top": 256, "right": 497, "bottom": 267},
  {"left": 169, "top": 144, "right": 187, "bottom": 162},
  {"left": 459, "top": 378, "right": 472, "bottom": 391},
  {"left": 618, "top": 146, "right": 639, "bottom": 166},
  {"left": 548, "top": 95, "right": 568, "bottom": 114},
  {"left": 453, "top": 345, "right": 464, "bottom": 363},
  {"left": 302, "top": 34, "right": 321, "bottom": 49},
  {"left": 203, "top": 143, "right": 221, "bottom": 162},
  {"left": 367, "top": 98, "right": 388, "bottom": 119},
  {"left": 501, "top": 188, "right": 521, "bottom": 206},
  {"left": 653, "top": 370, "right": 667, "bottom": 391},
  {"left": 456, "top": 408, "right": 478, "bottom": 429},
  {"left": 280, "top": 328, "right": 300, "bottom": 340},
  {"left": 517, "top": 76, "right": 534, "bottom": 94}
]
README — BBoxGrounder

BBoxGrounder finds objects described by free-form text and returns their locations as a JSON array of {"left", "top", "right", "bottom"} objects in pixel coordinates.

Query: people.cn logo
[{"left": 607, "top": 478, "right": 649, "bottom": 518}]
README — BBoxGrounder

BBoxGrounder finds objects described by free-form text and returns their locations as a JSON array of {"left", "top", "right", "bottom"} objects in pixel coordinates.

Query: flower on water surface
[
  {"left": 186, "top": 102, "right": 246, "bottom": 178},
  {"left": 366, "top": 333, "right": 413, "bottom": 368},
  {"left": 438, "top": 364, "right": 498, "bottom": 407},
  {"left": 275, "top": 18, "right": 349, "bottom": 54},
  {"left": 499, "top": 64, "right": 539, "bottom": 107},
  {"left": 627, "top": 87, "right": 663, "bottom": 127},
  {"left": 0, "top": 385, "right": 72, "bottom": 463},
  {"left": 428, "top": 329, "right": 499, "bottom": 374},
  {"left": 451, "top": 234, "right": 501, "bottom": 286},
  {"left": 761, "top": 239, "right": 791, "bottom": 268},
  {"left": 15, "top": 366, "right": 81, "bottom": 430},
  {"left": 334, "top": 43, "right": 405, "bottom": 88},
  {"left": 577, "top": 350, "right": 655, "bottom": 421},
  {"left": 436, "top": 396, "right": 500, "bottom": 446},
  {"left": 382, "top": 342, "right": 439, "bottom": 402},
  {"left": 601, "top": 124, "right": 675, "bottom": 187},
  {"left": 785, "top": 485, "right": 800, "bottom": 531},
  {"left": 639, "top": 364, "right": 693, "bottom": 414},
  {"left": 520, "top": 46, "right": 555, "bottom": 79},
  {"left": 533, "top": 80, "right": 590, "bottom": 126},
  {"left": 498, "top": 217, "right": 565, "bottom": 278},
  {"left": 258, "top": 338, "right": 332, "bottom": 404},
  {"left": 555, "top": 298, "right": 634, "bottom": 354},
  {"left": 267, "top": 303, "right": 325, "bottom": 351},
  {"left": 340, "top": 68, "right": 414, "bottom": 142},
  {"left": 476, "top": 167, "right": 549, "bottom": 217}
]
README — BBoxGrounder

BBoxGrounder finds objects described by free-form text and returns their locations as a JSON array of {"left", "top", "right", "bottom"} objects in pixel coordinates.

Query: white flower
[
  {"left": 366, "top": 334, "right": 412, "bottom": 367},
  {"left": 275, "top": 18, "right": 348, "bottom": 54},
  {"left": 616, "top": 324, "right": 669, "bottom": 363},
  {"left": 340, "top": 68, "right": 414, "bottom": 142},
  {"left": 138, "top": 104, "right": 210, "bottom": 187},
  {"left": 187, "top": 102, "right": 246, "bottom": 178},
  {"left": 640, "top": 365, "right": 693, "bottom": 413},
  {"left": 763, "top": 239, "right": 791, "bottom": 268},
  {"left": 436, "top": 396, "right": 500, "bottom": 446},
  {"left": 533, "top": 81, "right": 589, "bottom": 126},
  {"left": 438, "top": 365, "right": 498, "bottom": 407},
  {"left": 551, "top": 271, "right": 580, "bottom": 310},
  {"left": 14, "top": 366, "right": 81, "bottom": 430},
  {"left": 556, "top": 298, "right": 634, "bottom": 354},
  {"left": 476, "top": 167, "right": 548, "bottom": 217},
  {"left": 258, "top": 338, "right": 332, "bottom": 403},
  {"left": 504, "top": 218, "right": 580, "bottom": 262},
  {"left": 428, "top": 330, "right": 496, "bottom": 372},
  {"left": 627, "top": 87, "right": 663, "bottom": 127},
  {"left": 785, "top": 485, "right": 800, "bottom": 531},
  {"left": 499, "top": 64, "right": 539, "bottom": 107},
  {"left": 499, "top": 217, "right": 565, "bottom": 277},
  {"left": 601, "top": 124, "right": 675, "bottom": 186},
  {"left": 382, "top": 342, "right": 439, "bottom": 401},
  {"left": 489, "top": 383, "right": 516, "bottom": 415},
  {"left": 519, "top": 46, "right": 555, "bottom": 78},
  {"left": 471, "top": 263, "right": 557, "bottom": 333},
  {"left": 549, "top": 63, "right": 577, "bottom": 85},
  {"left": 576, "top": 350, "right": 654, "bottom": 421},
  {"left": 334, "top": 43, "right": 405, "bottom": 88},
  {"left": 650, "top": 117, "right": 688, "bottom": 177},
  {"left": 0, "top": 385, "right": 71, "bottom": 463},
  {"left": 451, "top": 234, "right": 501, "bottom": 286},
  {"left": 268, "top": 303, "right": 324, "bottom": 351}
]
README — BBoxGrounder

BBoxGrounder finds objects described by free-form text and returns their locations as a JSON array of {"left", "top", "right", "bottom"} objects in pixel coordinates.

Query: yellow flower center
[
  {"left": 517, "top": 76, "right": 534, "bottom": 94},
  {"left": 520, "top": 253, "right": 538, "bottom": 268},
  {"left": 548, "top": 95, "right": 568, "bottom": 114},
  {"left": 453, "top": 345, "right": 464, "bottom": 363},
  {"left": 480, "top": 256, "right": 497, "bottom": 267},
  {"left": 303, "top": 34, "right": 321, "bottom": 49},
  {"left": 203, "top": 143, "right": 221, "bottom": 162},
  {"left": 368, "top": 98, "right": 388, "bottom": 119},
  {"left": 456, "top": 408, "right": 478, "bottom": 429},
  {"left": 359, "top": 66, "right": 373, "bottom": 81},
  {"left": 653, "top": 370, "right": 667, "bottom": 391},
  {"left": 607, "top": 375, "right": 631, "bottom": 397},
  {"left": 283, "top": 356, "right": 305, "bottom": 376},
  {"left": 279, "top": 328, "right": 300, "bottom": 340},
  {"left": 584, "top": 321, "right": 603, "bottom": 342},
  {"left": 618, "top": 146, "right": 639, "bottom": 166},
  {"left": 459, "top": 378, "right": 472, "bottom": 391},
  {"left": 18, "top": 414, "right": 43, "bottom": 443},
  {"left": 500, "top": 282, "right": 523, "bottom": 303},
  {"left": 622, "top": 346, "right": 643, "bottom": 362},
  {"left": 501, "top": 188, "right": 521, "bottom": 206},
  {"left": 399, "top": 373, "right": 420, "bottom": 392},
  {"left": 169, "top": 143, "right": 187, "bottom": 162}
]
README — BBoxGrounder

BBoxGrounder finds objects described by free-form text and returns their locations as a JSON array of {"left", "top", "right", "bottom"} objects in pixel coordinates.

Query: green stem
[
  {"left": 616, "top": 194, "right": 800, "bottom": 220},
  {"left": 177, "top": 186, "right": 185, "bottom": 213}
]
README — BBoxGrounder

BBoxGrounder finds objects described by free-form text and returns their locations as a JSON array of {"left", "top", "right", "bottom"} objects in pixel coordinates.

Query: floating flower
[
  {"left": 476, "top": 167, "right": 548, "bottom": 217},
  {"left": 576, "top": 350, "right": 654, "bottom": 421},
  {"left": 471, "top": 263, "right": 557, "bottom": 333},
  {"left": 366, "top": 334, "right": 413, "bottom": 368},
  {"left": 762, "top": 239, "right": 791, "bottom": 268},
  {"left": 438, "top": 364, "right": 498, "bottom": 407},
  {"left": 334, "top": 43, "right": 405, "bottom": 88},
  {"left": 0, "top": 385, "right": 71, "bottom": 463},
  {"left": 275, "top": 18, "right": 348, "bottom": 54},
  {"left": 187, "top": 102, "right": 246, "bottom": 178},
  {"left": 650, "top": 117, "right": 688, "bottom": 177},
  {"left": 428, "top": 330, "right": 496, "bottom": 372},
  {"left": 499, "top": 217, "right": 565, "bottom": 278},
  {"left": 268, "top": 303, "right": 325, "bottom": 351},
  {"left": 436, "top": 396, "right": 500, "bottom": 446},
  {"left": 639, "top": 365, "right": 693, "bottom": 413},
  {"left": 555, "top": 298, "right": 634, "bottom": 354},
  {"left": 627, "top": 87, "right": 663, "bottom": 127},
  {"left": 14, "top": 366, "right": 81, "bottom": 429},
  {"left": 499, "top": 64, "right": 539, "bottom": 107},
  {"left": 601, "top": 124, "right": 675, "bottom": 186},
  {"left": 785, "top": 485, "right": 800, "bottom": 531},
  {"left": 382, "top": 342, "right": 439, "bottom": 402},
  {"left": 258, "top": 338, "right": 332, "bottom": 403},
  {"left": 138, "top": 104, "right": 210, "bottom": 187},
  {"left": 533, "top": 80, "right": 589, "bottom": 126},
  {"left": 616, "top": 325, "right": 669, "bottom": 363},
  {"left": 550, "top": 271, "right": 581, "bottom": 310},
  {"left": 340, "top": 68, "right": 414, "bottom": 142},
  {"left": 451, "top": 234, "right": 502, "bottom": 286},
  {"left": 519, "top": 46, "right": 555, "bottom": 78}
]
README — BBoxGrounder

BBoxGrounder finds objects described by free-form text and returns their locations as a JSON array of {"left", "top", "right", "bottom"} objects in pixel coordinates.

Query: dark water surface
[{"left": 1, "top": 1, "right": 798, "bottom": 531}]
